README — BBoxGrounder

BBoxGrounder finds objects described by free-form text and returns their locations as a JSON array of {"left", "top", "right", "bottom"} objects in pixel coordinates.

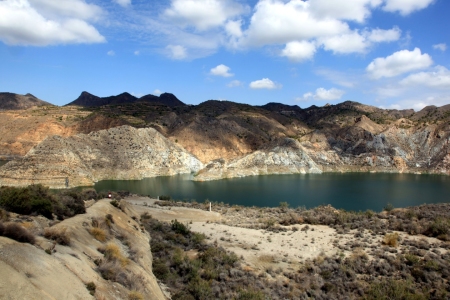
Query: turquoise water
[{"left": 94, "top": 173, "right": 450, "bottom": 212}]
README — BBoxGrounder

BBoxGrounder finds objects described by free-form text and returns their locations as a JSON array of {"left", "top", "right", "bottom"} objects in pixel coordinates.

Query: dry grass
[
  {"left": 103, "top": 242, "right": 129, "bottom": 266},
  {"left": 128, "top": 291, "right": 144, "bottom": 300},
  {"left": 258, "top": 254, "right": 276, "bottom": 263},
  {"left": 44, "top": 227, "right": 71, "bottom": 245},
  {"left": 90, "top": 227, "right": 108, "bottom": 242},
  {"left": 382, "top": 232, "right": 399, "bottom": 247}
]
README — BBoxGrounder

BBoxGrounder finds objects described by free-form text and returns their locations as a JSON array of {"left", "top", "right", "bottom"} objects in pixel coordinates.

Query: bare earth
[{"left": 124, "top": 196, "right": 447, "bottom": 274}]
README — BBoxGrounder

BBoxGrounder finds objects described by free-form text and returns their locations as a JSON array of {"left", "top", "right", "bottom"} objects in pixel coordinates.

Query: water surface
[{"left": 94, "top": 173, "right": 450, "bottom": 212}]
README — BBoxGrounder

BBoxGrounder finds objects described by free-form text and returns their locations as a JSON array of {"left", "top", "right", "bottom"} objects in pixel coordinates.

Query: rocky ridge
[
  {"left": 0, "top": 126, "right": 203, "bottom": 188},
  {"left": 0, "top": 200, "right": 166, "bottom": 300}
]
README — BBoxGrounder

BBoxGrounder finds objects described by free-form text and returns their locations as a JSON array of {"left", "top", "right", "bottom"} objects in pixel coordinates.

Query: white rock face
[
  {"left": 0, "top": 125, "right": 203, "bottom": 188},
  {"left": 194, "top": 138, "right": 322, "bottom": 181}
]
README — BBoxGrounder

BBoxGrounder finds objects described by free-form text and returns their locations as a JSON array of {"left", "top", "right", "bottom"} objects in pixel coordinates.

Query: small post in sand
[{"left": 209, "top": 202, "right": 211, "bottom": 212}]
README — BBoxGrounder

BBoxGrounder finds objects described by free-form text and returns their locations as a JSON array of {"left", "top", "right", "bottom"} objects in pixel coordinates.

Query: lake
[{"left": 94, "top": 173, "right": 450, "bottom": 212}]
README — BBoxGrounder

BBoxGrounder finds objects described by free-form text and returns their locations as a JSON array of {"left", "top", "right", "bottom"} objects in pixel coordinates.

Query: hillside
[
  {"left": 0, "top": 91, "right": 450, "bottom": 185},
  {"left": 0, "top": 126, "right": 203, "bottom": 188},
  {"left": 0, "top": 92, "right": 52, "bottom": 110},
  {"left": 0, "top": 200, "right": 166, "bottom": 299}
]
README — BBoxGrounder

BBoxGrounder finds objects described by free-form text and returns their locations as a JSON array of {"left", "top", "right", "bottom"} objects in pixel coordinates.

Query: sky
[{"left": 0, "top": 0, "right": 449, "bottom": 110}]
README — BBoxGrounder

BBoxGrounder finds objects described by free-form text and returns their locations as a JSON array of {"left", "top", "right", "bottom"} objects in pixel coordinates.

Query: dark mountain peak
[
  {"left": 0, "top": 92, "right": 52, "bottom": 110},
  {"left": 139, "top": 92, "right": 185, "bottom": 107},
  {"left": 25, "top": 93, "right": 37, "bottom": 98}
]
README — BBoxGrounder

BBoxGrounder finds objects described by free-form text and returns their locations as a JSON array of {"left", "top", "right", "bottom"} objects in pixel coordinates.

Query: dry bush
[
  {"left": 44, "top": 227, "right": 71, "bottom": 245},
  {"left": 97, "top": 260, "right": 121, "bottom": 280},
  {"left": 258, "top": 254, "right": 276, "bottom": 263},
  {"left": 382, "top": 232, "right": 399, "bottom": 247},
  {"left": 128, "top": 291, "right": 144, "bottom": 300},
  {"left": 90, "top": 227, "right": 108, "bottom": 242},
  {"left": 103, "top": 242, "right": 129, "bottom": 266},
  {"left": 1, "top": 222, "right": 35, "bottom": 244}
]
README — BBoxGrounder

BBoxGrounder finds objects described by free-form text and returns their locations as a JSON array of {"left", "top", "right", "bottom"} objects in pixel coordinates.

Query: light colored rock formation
[
  {"left": 0, "top": 125, "right": 203, "bottom": 188},
  {"left": 194, "top": 138, "right": 322, "bottom": 181},
  {"left": 0, "top": 200, "right": 166, "bottom": 300}
]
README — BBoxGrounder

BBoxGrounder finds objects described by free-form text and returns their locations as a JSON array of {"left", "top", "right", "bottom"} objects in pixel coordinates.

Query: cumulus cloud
[
  {"left": 0, "top": 0, "right": 105, "bottom": 46},
  {"left": 114, "top": 0, "right": 131, "bottom": 7},
  {"left": 433, "top": 43, "right": 447, "bottom": 51},
  {"left": 366, "top": 48, "right": 433, "bottom": 79},
  {"left": 163, "top": 0, "right": 247, "bottom": 31},
  {"left": 107, "top": 50, "right": 115, "bottom": 56},
  {"left": 249, "top": 78, "right": 281, "bottom": 89},
  {"left": 153, "top": 89, "right": 162, "bottom": 96},
  {"left": 301, "top": 88, "right": 345, "bottom": 101},
  {"left": 309, "top": 0, "right": 382, "bottom": 23},
  {"left": 210, "top": 64, "right": 234, "bottom": 77},
  {"left": 28, "top": 0, "right": 102, "bottom": 20},
  {"left": 400, "top": 66, "right": 450, "bottom": 89},
  {"left": 227, "top": 80, "right": 243, "bottom": 87},
  {"left": 281, "top": 41, "right": 316, "bottom": 62},
  {"left": 382, "top": 0, "right": 435, "bottom": 16},
  {"left": 166, "top": 44, "right": 187, "bottom": 60},
  {"left": 243, "top": 0, "right": 348, "bottom": 47}
]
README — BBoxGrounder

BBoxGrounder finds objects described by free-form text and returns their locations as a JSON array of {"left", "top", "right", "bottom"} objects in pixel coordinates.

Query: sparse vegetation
[
  {"left": 0, "top": 222, "right": 35, "bottom": 244},
  {"left": 44, "top": 227, "right": 71, "bottom": 245}
]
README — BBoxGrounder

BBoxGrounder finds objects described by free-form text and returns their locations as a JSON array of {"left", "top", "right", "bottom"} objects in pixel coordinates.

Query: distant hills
[
  {"left": 66, "top": 91, "right": 185, "bottom": 107},
  {"left": 0, "top": 93, "right": 52, "bottom": 110}
]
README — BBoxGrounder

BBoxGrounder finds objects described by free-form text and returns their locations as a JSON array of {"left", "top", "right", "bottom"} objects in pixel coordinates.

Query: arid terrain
[{"left": 0, "top": 91, "right": 450, "bottom": 187}]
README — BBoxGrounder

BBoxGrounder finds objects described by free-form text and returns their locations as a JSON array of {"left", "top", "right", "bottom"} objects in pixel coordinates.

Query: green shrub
[
  {"left": 425, "top": 217, "right": 450, "bottom": 237},
  {"left": 171, "top": 219, "right": 190, "bottom": 236},
  {"left": 365, "top": 279, "right": 426, "bottom": 300},
  {"left": 159, "top": 195, "right": 171, "bottom": 200},
  {"left": 110, "top": 200, "right": 120, "bottom": 208},
  {"left": 85, "top": 282, "right": 96, "bottom": 295},
  {"left": 0, "top": 185, "right": 54, "bottom": 218}
]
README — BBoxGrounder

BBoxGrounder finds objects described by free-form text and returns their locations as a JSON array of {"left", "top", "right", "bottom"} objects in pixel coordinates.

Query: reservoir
[{"left": 94, "top": 173, "right": 450, "bottom": 212}]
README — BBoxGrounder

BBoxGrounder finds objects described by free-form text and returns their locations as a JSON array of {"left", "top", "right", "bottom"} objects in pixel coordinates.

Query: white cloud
[
  {"left": 400, "top": 66, "right": 450, "bottom": 89},
  {"left": 320, "top": 31, "right": 367, "bottom": 54},
  {"left": 320, "top": 27, "right": 401, "bottom": 54},
  {"left": 227, "top": 80, "right": 243, "bottom": 87},
  {"left": 301, "top": 88, "right": 345, "bottom": 101},
  {"left": 210, "top": 64, "right": 234, "bottom": 77},
  {"left": 309, "top": 0, "right": 382, "bottom": 23},
  {"left": 0, "top": 0, "right": 105, "bottom": 46},
  {"left": 382, "top": 0, "right": 435, "bottom": 16},
  {"left": 28, "top": 0, "right": 102, "bottom": 20},
  {"left": 114, "top": 0, "right": 131, "bottom": 7},
  {"left": 249, "top": 78, "right": 281, "bottom": 89},
  {"left": 107, "top": 50, "right": 115, "bottom": 56},
  {"left": 281, "top": 41, "right": 316, "bottom": 62},
  {"left": 433, "top": 43, "right": 447, "bottom": 51},
  {"left": 166, "top": 44, "right": 187, "bottom": 60},
  {"left": 153, "top": 89, "right": 162, "bottom": 96},
  {"left": 367, "top": 27, "right": 401, "bottom": 42},
  {"left": 366, "top": 48, "right": 433, "bottom": 79},
  {"left": 134, "top": 50, "right": 140, "bottom": 55},
  {"left": 163, "top": 0, "right": 247, "bottom": 31},
  {"left": 243, "top": 0, "right": 349, "bottom": 47}
]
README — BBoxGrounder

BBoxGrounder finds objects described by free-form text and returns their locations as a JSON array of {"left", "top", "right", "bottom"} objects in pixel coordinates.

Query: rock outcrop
[
  {"left": 0, "top": 126, "right": 203, "bottom": 188},
  {"left": 194, "top": 138, "right": 322, "bottom": 181}
]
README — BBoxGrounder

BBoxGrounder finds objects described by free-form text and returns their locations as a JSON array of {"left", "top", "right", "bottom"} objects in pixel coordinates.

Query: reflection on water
[{"left": 94, "top": 173, "right": 450, "bottom": 212}]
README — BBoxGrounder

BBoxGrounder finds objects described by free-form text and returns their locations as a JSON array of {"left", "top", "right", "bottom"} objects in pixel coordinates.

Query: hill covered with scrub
[
  {"left": 0, "top": 91, "right": 450, "bottom": 187},
  {"left": 2, "top": 185, "right": 450, "bottom": 299}
]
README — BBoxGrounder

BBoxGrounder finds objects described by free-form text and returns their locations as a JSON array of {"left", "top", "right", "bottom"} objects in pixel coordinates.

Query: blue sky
[{"left": 0, "top": 0, "right": 449, "bottom": 110}]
